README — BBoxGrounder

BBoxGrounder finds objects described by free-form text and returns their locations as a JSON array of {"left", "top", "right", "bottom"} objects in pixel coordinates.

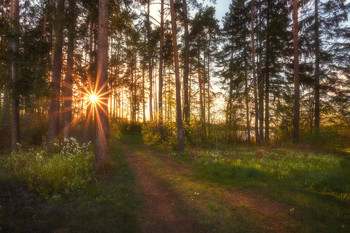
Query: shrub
[
  {"left": 0, "top": 138, "right": 96, "bottom": 197},
  {"left": 142, "top": 121, "right": 177, "bottom": 148}
]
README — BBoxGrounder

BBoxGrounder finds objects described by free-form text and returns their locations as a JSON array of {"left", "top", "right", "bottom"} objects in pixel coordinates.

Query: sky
[
  {"left": 148, "top": 0, "right": 232, "bottom": 26},
  {"left": 209, "top": 0, "right": 231, "bottom": 22}
]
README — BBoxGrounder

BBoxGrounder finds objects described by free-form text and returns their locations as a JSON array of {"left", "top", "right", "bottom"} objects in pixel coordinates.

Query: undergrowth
[{"left": 0, "top": 138, "right": 95, "bottom": 197}]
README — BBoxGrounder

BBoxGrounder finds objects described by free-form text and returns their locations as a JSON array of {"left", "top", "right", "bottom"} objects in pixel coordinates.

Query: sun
[{"left": 89, "top": 94, "right": 98, "bottom": 104}]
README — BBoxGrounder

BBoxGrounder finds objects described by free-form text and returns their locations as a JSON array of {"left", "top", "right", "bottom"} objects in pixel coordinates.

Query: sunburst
[{"left": 61, "top": 73, "right": 113, "bottom": 138}]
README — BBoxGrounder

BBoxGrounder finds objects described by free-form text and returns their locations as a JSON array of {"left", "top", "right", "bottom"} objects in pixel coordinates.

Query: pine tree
[
  {"left": 10, "top": 0, "right": 20, "bottom": 151},
  {"left": 48, "top": 0, "right": 65, "bottom": 142},
  {"left": 170, "top": 0, "right": 185, "bottom": 151},
  {"left": 94, "top": 0, "right": 110, "bottom": 171}
]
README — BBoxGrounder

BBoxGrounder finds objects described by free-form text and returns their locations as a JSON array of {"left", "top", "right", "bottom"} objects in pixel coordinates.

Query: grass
[
  {"left": 0, "top": 142, "right": 141, "bottom": 233},
  {"left": 170, "top": 146, "right": 350, "bottom": 233},
  {"left": 2, "top": 131, "right": 349, "bottom": 232},
  {"left": 121, "top": 133, "right": 271, "bottom": 232}
]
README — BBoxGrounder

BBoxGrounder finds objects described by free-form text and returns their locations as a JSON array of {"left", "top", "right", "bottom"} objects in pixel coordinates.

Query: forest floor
[
  {"left": 1, "top": 132, "right": 349, "bottom": 232},
  {"left": 120, "top": 133, "right": 300, "bottom": 233}
]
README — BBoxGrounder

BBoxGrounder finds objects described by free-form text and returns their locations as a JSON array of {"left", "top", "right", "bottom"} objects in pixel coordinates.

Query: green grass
[
  {"left": 171, "top": 146, "right": 350, "bottom": 233},
  {"left": 121, "top": 132, "right": 350, "bottom": 232},
  {"left": 0, "top": 143, "right": 141, "bottom": 233},
  {"left": 121, "top": 133, "right": 268, "bottom": 232}
]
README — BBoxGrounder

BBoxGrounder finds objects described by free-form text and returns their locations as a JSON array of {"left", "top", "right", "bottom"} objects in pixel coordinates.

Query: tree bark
[
  {"left": 48, "top": 0, "right": 65, "bottom": 142},
  {"left": 245, "top": 58, "right": 250, "bottom": 142},
  {"left": 63, "top": 0, "right": 75, "bottom": 140},
  {"left": 147, "top": 0, "right": 153, "bottom": 121},
  {"left": 158, "top": 0, "right": 164, "bottom": 123},
  {"left": 265, "top": 0, "right": 270, "bottom": 144},
  {"left": 258, "top": 0, "right": 264, "bottom": 143},
  {"left": 251, "top": 0, "right": 259, "bottom": 143},
  {"left": 293, "top": 0, "right": 300, "bottom": 143},
  {"left": 207, "top": 41, "right": 210, "bottom": 135},
  {"left": 2, "top": 86, "right": 9, "bottom": 126},
  {"left": 170, "top": 0, "right": 185, "bottom": 151},
  {"left": 142, "top": 60, "right": 146, "bottom": 123},
  {"left": 10, "top": 0, "right": 20, "bottom": 151},
  {"left": 314, "top": 0, "right": 320, "bottom": 131},
  {"left": 183, "top": 0, "right": 190, "bottom": 123},
  {"left": 95, "top": 0, "right": 111, "bottom": 171}
]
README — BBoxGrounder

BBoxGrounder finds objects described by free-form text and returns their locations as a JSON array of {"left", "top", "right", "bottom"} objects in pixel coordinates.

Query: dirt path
[
  {"left": 122, "top": 141, "right": 301, "bottom": 233},
  {"left": 122, "top": 143, "right": 204, "bottom": 233}
]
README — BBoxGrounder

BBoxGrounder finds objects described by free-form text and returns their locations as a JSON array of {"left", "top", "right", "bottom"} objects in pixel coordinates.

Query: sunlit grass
[{"left": 168, "top": 146, "right": 350, "bottom": 233}]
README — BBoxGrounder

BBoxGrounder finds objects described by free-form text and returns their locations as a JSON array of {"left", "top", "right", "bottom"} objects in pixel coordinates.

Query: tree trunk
[
  {"left": 48, "top": 0, "right": 65, "bottom": 142},
  {"left": 245, "top": 58, "right": 250, "bottom": 142},
  {"left": 207, "top": 38, "right": 211, "bottom": 138},
  {"left": 63, "top": 0, "right": 75, "bottom": 140},
  {"left": 265, "top": 0, "right": 270, "bottom": 144},
  {"left": 170, "top": 0, "right": 185, "bottom": 152},
  {"left": 258, "top": 0, "right": 264, "bottom": 143},
  {"left": 142, "top": 61, "right": 146, "bottom": 123},
  {"left": 183, "top": 0, "right": 190, "bottom": 123},
  {"left": 147, "top": 0, "right": 153, "bottom": 121},
  {"left": 95, "top": 0, "right": 110, "bottom": 171},
  {"left": 2, "top": 86, "right": 10, "bottom": 126},
  {"left": 158, "top": 0, "right": 164, "bottom": 123},
  {"left": 198, "top": 46, "right": 205, "bottom": 142},
  {"left": 314, "top": 0, "right": 320, "bottom": 132},
  {"left": 10, "top": 0, "right": 20, "bottom": 151},
  {"left": 293, "top": 0, "right": 300, "bottom": 143},
  {"left": 251, "top": 0, "right": 259, "bottom": 143}
]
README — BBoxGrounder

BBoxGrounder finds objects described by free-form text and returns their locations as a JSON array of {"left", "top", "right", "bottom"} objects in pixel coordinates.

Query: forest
[{"left": 0, "top": 0, "right": 350, "bottom": 232}]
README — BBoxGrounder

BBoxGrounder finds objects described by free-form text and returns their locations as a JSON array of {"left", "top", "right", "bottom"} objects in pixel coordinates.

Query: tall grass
[{"left": 0, "top": 138, "right": 95, "bottom": 197}]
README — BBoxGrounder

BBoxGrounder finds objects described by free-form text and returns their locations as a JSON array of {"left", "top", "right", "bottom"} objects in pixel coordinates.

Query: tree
[
  {"left": 94, "top": 0, "right": 110, "bottom": 171},
  {"left": 293, "top": 0, "right": 300, "bottom": 143},
  {"left": 48, "top": 0, "right": 65, "bottom": 142},
  {"left": 10, "top": 0, "right": 20, "bottom": 151},
  {"left": 251, "top": 0, "right": 259, "bottom": 142},
  {"left": 182, "top": 0, "right": 190, "bottom": 123},
  {"left": 170, "top": 0, "right": 185, "bottom": 151},
  {"left": 147, "top": 0, "right": 153, "bottom": 121},
  {"left": 63, "top": 0, "right": 76, "bottom": 139},
  {"left": 220, "top": 0, "right": 251, "bottom": 142},
  {"left": 314, "top": 0, "right": 320, "bottom": 132},
  {"left": 158, "top": 0, "right": 164, "bottom": 122}
]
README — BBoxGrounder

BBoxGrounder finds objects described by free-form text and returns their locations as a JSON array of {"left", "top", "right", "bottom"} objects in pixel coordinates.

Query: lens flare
[{"left": 89, "top": 94, "right": 98, "bottom": 104}]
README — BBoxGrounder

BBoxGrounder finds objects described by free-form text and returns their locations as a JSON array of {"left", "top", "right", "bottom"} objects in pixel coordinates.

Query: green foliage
[
  {"left": 142, "top": 121, "right": 177, "bottom": 149},
  {"left": 0, "top": 138, "right": 95, "bottom": 197},
  {"left": 118, "top": 119, "right": 142, "bottom": 133},
  {"left": 0, "top": 141, "right": 141, "bottom": 233},
  {"left": 300, "top": 126, "right": 350, "bottom": 152}
]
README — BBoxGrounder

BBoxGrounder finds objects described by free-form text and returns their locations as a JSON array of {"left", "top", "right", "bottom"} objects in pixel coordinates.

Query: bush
[
  {"left": 142, "top": 121, "right": 177, "bottom": 148},
  {"left": 0, "top": 138, "right": 96, "bottom": 197},
  {"left": 301, "top": 126, "right": 349, "bottom": 152}
]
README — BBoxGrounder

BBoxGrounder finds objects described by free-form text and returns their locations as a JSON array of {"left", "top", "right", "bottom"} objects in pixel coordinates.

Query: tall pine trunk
[
  {"left": 10, "top": 0, "right": 20, "bottom": 151},
  {"left": 147, "top": 1, "right": 153, "bottom": 121},
  {"left": 158, "top": 0, "right": 164, "bottom": 123},
  {"left": 258, "top": 0, "right": 264, "bottom": 143},
  {"left": 251, "top": 0, "right": 259, "bottom": 143},
  {"left": 293, "top": 0, "right": 300, "bottom": 143},
  {"left": 95, "top": 0, "right": 110, "bottom": 171},
  {"left": 245, "top": 57, "right": 250, "bottom": 142},
  {"left": 314, "top": 0, "right": 320, "bottom": 132},
  {"left": 170, "top": 0, "right": 185, "bottom": 151},
  {"left": 63, "top": 0, "right": 75, "bottom": 140},
  {"left": 48, "top": 0, "right": 65, "bottom": 142},
  {"left": 142, "top": 61, "right": 146, "bottom": 123},
  {"left": 183, "top": 0, "right": 190, "bottom": 123},
  {"left": 265, "top": 1, "right": 270, "bottom": 144}
]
